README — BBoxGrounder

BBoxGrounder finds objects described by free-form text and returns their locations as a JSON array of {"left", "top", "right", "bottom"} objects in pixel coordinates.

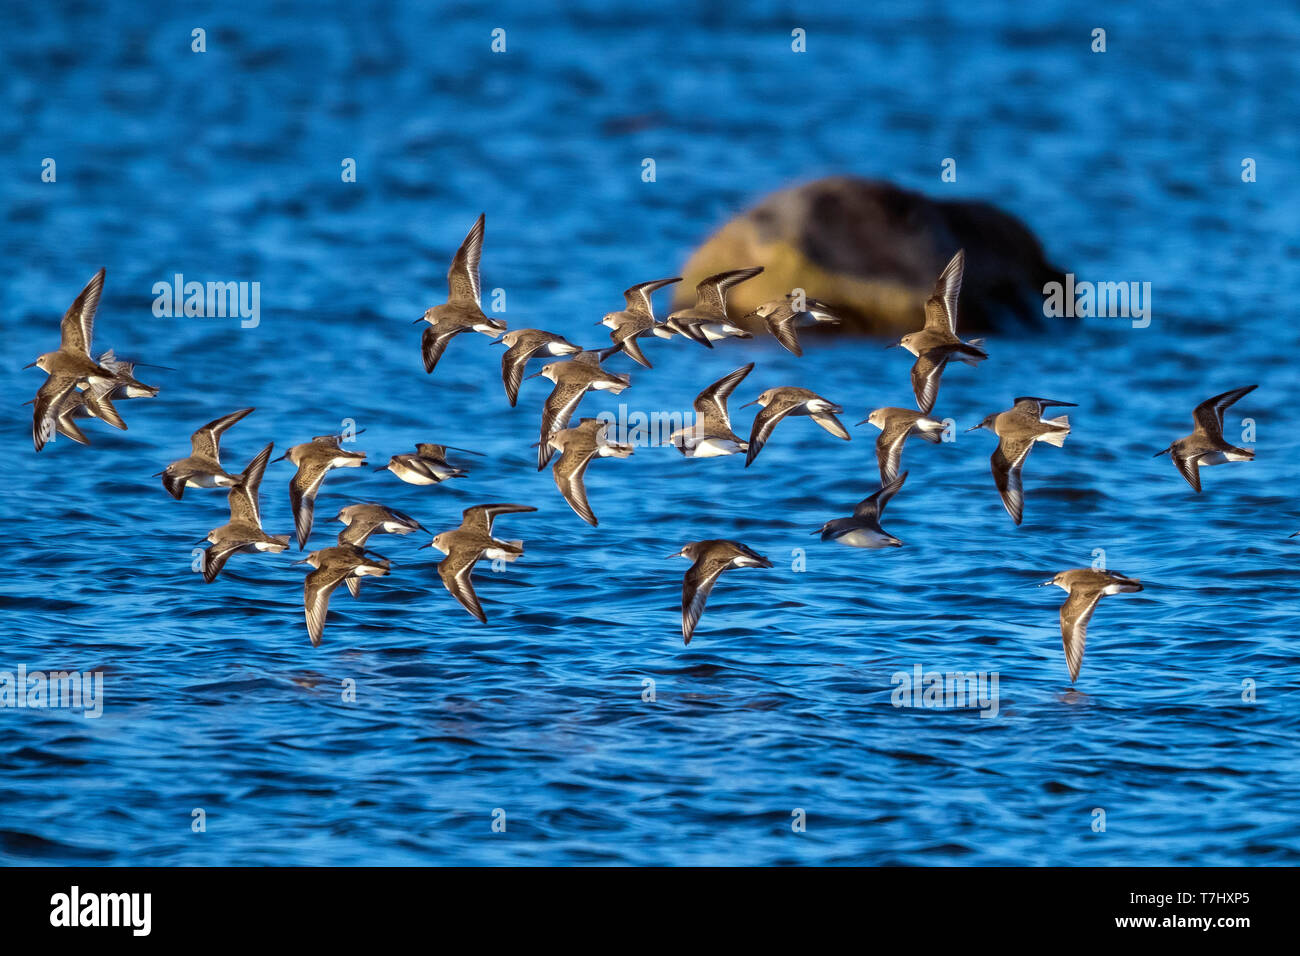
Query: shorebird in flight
[
  {"left": 667, "top": 363, "right": 754, "bottom": 458},
  {"left": 663, "top": 268, "right": 762, "bottom": 346},
  {"left": 376, "top": 443, "right": 478, "bottom": 485},
  {"left": 530, "top": 349, "right": 630, "bottom": 470},
  {"left": 812, "top": 471, "right": 908, "bottom": 548},
  {"left": 548, "top": 418, "right": 634, "bottom": 526},
  {"left": 493, "top": 329, "right": 583, "bottom": 406},
  {"left": 889, "top": 250, "right": 987, "bottom": 414},
  {"left": 968, "top": 397, "right": 1075, "bottom": 525},
  {"left": 599, "top": 276, "right": 681, "bottom": 368},
  {"left": 415, "top": 214, "right": 507, "bottom": 373},
  {"left": 276, "top": 433, "right": 368, "bottom": 549},
  {"left": 426, "top": 503, "right": 537, "bottom": 622},
  {"left": 741, "top": 293, "right": 845, "bottom": 356},
  {"left": 742, "top": 386, "right": 850, "bottom": 467},
  {"left": 156, "top": 407, "right": 256, "bottom": 500},
  {"left": 198, "top": 443, "right": 291, "bottom": 583},
  {"left": 1155, "top": 385, "right": 1257, "bottom": 492},
  {"left": 297, "top": 545, "right": 391, "bottom": 646},
  {"left": 860, "top": 407, "right": 946, "bottom": 485},
  {"left": 668, "top": 539, "right": 772, "bottom": 645},
  {"left": 1041, "top": 568, "right": 1143, "bottom": 683}
]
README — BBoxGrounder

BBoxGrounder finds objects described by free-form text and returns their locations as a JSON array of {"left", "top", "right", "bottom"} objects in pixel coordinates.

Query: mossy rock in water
[{"left": 674, "top": 176, "right": 1065, "bottom": 336}]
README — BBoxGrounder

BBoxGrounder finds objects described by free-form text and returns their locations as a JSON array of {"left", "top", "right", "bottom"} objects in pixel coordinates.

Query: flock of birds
[{"left": 23, "top": 214, "right": 1264, "bottom": 681}]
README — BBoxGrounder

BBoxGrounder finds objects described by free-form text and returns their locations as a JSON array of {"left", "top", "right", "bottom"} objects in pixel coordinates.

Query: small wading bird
[
  {"left": 198, "top": 443, "right": 291, "bottom": 583},
  {"left": 297, "top": 545, "right": 391, "bottom": 646},
  {"left": 599, "top": 276, "right": 681, "bottom": 368},
  {"left": 743, "top": 386, "right": 850, "bottom": 467},
  {"left": 548, "top": 418, "right": 635, "bottom": 526},
  {"left": 667, "top": 363, "right": 754, "bottom": 458},
  {"left": 669, "top": 540, "right": 772, "bottom": 646},
  {"left": 1041, "top": 568, "right": 1144, "bottom": 683},
  {"left": 493, "top": 329, "right": 583, "bottom": 406},
  {"left": 1154, "top": 385, "right": 1258, "bottom": 492},
  {"left": 276, "top": 432, "right": 369, "bottom": 549},
  {"left": 812, "top": 471, "right": 908, "bottom": 548},
  {"left": 25, "top": 268, "right": 120, "bottom": 451},
  {"left": 156, "top": 407, "right": 256, "bottom": 500},
  {"left": 663, "top": 268, "right": 762, "bottom": 346},
  {"left": 531, "top": 349, "right": 630, "bottom": 470},
  {"left": 968, "top": 396, "right": 1075, "bottom": 525},
  {"left": 425, "top": 503, "right": 537, "bottom": 622},
  {"left": 36, "top": 348, "right": 167, "bottom": 444},
  {"left": 415, "top": 213, "right": 507, "bottom": 373},
  {"left": 376, "top": 443, "right": 479, "bottom": 485},
  {"left": 860, "top": 407, "right": 946, "bottom": 485},
  {"left": 889, "top": 250, "right": 987, "bottom": 414},
  {"left": 336, "top": 503, "right": 429, "bottom": 548},
  {"left": 741, "top": 293, "right": 845, "bottom": 356}
]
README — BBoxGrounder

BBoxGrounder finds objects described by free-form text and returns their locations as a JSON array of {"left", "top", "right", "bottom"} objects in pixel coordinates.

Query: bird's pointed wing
[
  {"left": 991, "top": 437, "right": 1035, "bottom": 525},
  {"left": 501, "top": 343, "right": 538, "bottom": 407},
  {"left": 304, "top": 565, "right": 351, "bottom": 646},
  {"left": 438, "top": 547, "right": 488, "bottom": 622},
  {"left": 422, "top": 325, "right": 461, "bottom": 374},
  {"left": 459, "top": 503, "right": 537, "bottom": 536},
  {"left": 694, "top": 363, "right": 754, "bottom": 431},
  {"left": 59, "top": 268, "right": 106, "bottom": 357},
  {"left": 191, "top": 407, "right": 255, "bottom": 459},
  {"left": 681, "top": 554, "right": 732, "bottom": 646},
  {"left": 876, "top": 420, "right": 914, "bottom": 485},
  {"left": 1173, "top": 451, "right": 1203, "bottom": 492},
  {"left": 766, "top": 308, "right": 804, "bottom": 356},
  {"left": 810, "top": 410, "right": 850, "bottom": 440},
  {"left": 1060, "top": 587, "right": 1105, "bottom": 683},
  {"left": 32, "top": 374, "right": 79, "bottom": 451},
  {"left": 1192, "top": 384, "right": 1257, "bottom": 438},
  {"left": 447, "top": 213, "right": 485, "bottom": 305},
  {"left": 911, "top": 351, "right": 948, "bottom": 415},
  {"left": 616, "top": 332, "right": 653, "bottom": 369},
  {"left": 854, "top": 470, "right": 908, "bottom": 519},
  {"left": 201, "top": 541, "right": 245, "bottom": 584},
  {"left": 695, "top": 267, "right": 763, "bottom": 316},
  {"left": 745, "top": 399, "right": 797, "bottom": 467},
  {"left": 539, "top": 382, "right": 588, "bottom": 468},
  {"left": 623, "top": 276, "right": 681, "bottom": 316},
  {"left": 924, "top": 250, "right": 964, "bottom": 334},
  {"left": 289, "top": 459, "right": 330, "bottom": 549},
  {"left": 229, "top": 443, "right": 274, "bottom": 526},
  {"left": 81, "top": 389, "right": 126, "bottom": 430},
  {"left": 553, "top": 448, "right": 598, "bottom": 526}
]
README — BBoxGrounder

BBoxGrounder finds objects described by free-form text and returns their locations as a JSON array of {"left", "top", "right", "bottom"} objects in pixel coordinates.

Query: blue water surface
[{"left": 0, "top": 0, "right": 1298, "bottom": 865}]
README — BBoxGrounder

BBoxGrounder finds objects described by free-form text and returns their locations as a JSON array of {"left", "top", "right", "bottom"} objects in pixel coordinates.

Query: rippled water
[{"left": 1, "top": 0, "right": 1298, "bottom": 865}]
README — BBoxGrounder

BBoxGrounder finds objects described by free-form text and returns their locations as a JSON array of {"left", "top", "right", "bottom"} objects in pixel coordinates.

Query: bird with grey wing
[
  {"left": 813, "top": 471, "right": 908, "bottom": 548},
  {"left": 155, "top": 407, "right": 256, "bottom": 500},
  {"left": 198, "top": 443, "right": 291, "bottom": 583},
  {"left": 1154, "top": 385, "right": 1257, "bottom": 492},
  {"left": 666, "top": 363, "right": 754, "bottom": 458},
  {"left": 414, "top": 213, "right": 507, "bottom": 374},
  {"left": 968, "top": 396, "right": 1075, "bottom": 525},
  {"left": 275, "top": 432, "right": 369, "bottom": 549},
  {"left": 663, "top": 267, "right": 762, "bottom": 346},
  {"left": 1041, "top": 569, "right": 1144, "bottom": 683},
  {"left": 742, "top": 385, "right": 850, "bottom": 467},
  {"left": 859, "top": 407, "right": 946, "bottom": 485},
  {"left": 423, "top": 504, "right": 537, "bottom": 622},
  {"left": 598, "top": 276, "right": 681, "bottom": 368},
  {"left": 668, "top": 540, "right": 773, "bottom": 646}
]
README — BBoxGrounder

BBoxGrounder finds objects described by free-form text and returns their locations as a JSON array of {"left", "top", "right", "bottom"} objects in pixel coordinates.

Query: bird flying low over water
[
  {"left": 667, "top": 363, "right": 754, "bottom": 458},
  {"left": 1041, "top": 568, "right": 1143, "bottom": 683},
  {"left": 336, "top": 502, "right": 429, "bottom": 548},
  {"left": 297, "top": 544, "right": 391, "bottom": 647},
  {"left": 156, "top": 407, "right": 256, "bottom": 500},
  {"left": 663, "top": 268, "right": 762, "bottom": 346},
  {"left": 968, "top": 396, "right": 1075, "bottom": 525},
  {"left": 276, "top": 433, "right": 369, "bottom": 549},
  {"left": 860, "top": 407, "right": 946, "bottom": 485},
  {"left": 669, "top": 539, "right": 773, "bottom": 646},
  {"left": 25, "top": 268, "right": 119, "bottom": 451},
  {"left": 416, "top": 214, "right": 507, "bottom": 373},
  {"left": 493, "top": 329, "right": 583, "bottom": 406},
  {"left": 426, "top": 503, "right": 537, "bottom": 622},
  {"left": 531, "top": 349, "right": 631, "bottom": 470},
  {"left": 890, "top": 250, "right": 987, "bottom": 414},
  {"left": 376, "top": 443, "right": 479, "bottom": 485},
  {"left": 1155, "top": 385, "right": 1258, "bottom": 492},
  {"left": 743, "top": 386, "right": 850, "bottom": 467},
  {"left": 548, "top": 418, "right": 634, "bottom": 526},
  {"left": 741, "top": 294, "right": 845, "bottom": 356},
  {"left": 599, "top": 276, "right": 681, "bottom": 368},
  {"left": 199, "top": 443, "right": 291, "bottom": 583},
  {"left": 813, "top": 471, "right": 908, "bottom": 548}
]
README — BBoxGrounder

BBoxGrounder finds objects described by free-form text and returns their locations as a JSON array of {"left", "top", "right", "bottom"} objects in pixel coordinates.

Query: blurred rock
[{"left": 674, "top": 176, "right": 1065, "bottom": 335}]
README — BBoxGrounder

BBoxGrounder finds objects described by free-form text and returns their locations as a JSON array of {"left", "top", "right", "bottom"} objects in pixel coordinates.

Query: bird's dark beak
[
  {"left": 489, "top": 336, "right": 506, "bottom": 345},
  {"left": 22, "top": 361, "right": 36, "bottom": 369},
  {"left": 965, "top": 424, "right": 984, "bottom": 432},
  {"left": 412, "top": 316, "right": 425, "bottom": 325},
  {"left": 271, "top": 453, "right": 288, "bottom": 462},
  {"left": 291, "top": 558, "right": 310, "bottom": 565},
  {"left": 883, "top": 342, "right": 901, "bottom": 350},
  {"left": 524, "top": 371, "right": 544, "bottom": 380},
  {"left": 739, "top": 399, "right": 759, "bottom": 408},
  {"left": 373, "top": 464, "right": 389, "bottom": 471},
  {"left": 666, "top": 549, "right": 686, "bottom": 559},
  {"left": 855, "top": 418, "right": 869, "bottom": 426}
]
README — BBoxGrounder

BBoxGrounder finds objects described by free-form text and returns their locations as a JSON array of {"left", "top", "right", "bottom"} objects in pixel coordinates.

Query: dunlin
[
  {"left": 1154, "top": 385, "right": 1258, "bottom": 492},
  {"left": 199, "top": 443, "right": 291, "bottom": 583},
  {"left": 742, "top": 294, "right": 845, "bottom": 356},
  {"left": 297, "top": 544, "right": 391, "bottom": 646},
  {"left": 93, "top": 349, "right": 163, "bottom": 400},
  {"left": 493, "top": 329, "right": 583, "bottom": 406},
  {"left": 276, "top": 433, "right": 369, "bottom": 549},
  {"left": 668, "top": 540, "right": 773, "bottom": 645},
  {"left": 1041, "top": 568, "right": 1143, "bottom": 683},
  {"left": 812, "top": 471, "right": 908, "bottom": 548},
  {"left": 530, "top": 349, "right": 631, "bottom": 470},
  {"left": 548, "top": 418, "right": 634, "bottom": 526},
  {"left": 667, "top": 362, "right": 754, "bottom": 458},
  {"left": 25, "top": 268, "right": 117, "bottom": 451},
  {"left": 336, "top": 502, "right": 429, "bottom": 547},
  {"left": 599, "top": 276, "right": 681, "bottom": 368},
  {"left": 860, "top": 407, "right": 946, "bottom": 485},
  {"left": 968, "top": 397, "right": 1075, "bottom": 525},
  {"left": 415, "top": 214, "right": 507, "bottom": 373},
  {"left": 377, "top": 443, "right": 479, "bottom": 485},
  {"left": 426, "top": 503, "right": 537, "bottom": 622},
  {"left": 156, "top": 407, "right": 256, "bottom": 500},
  {"left": 663, "top": 268, "right": 762, "bottom": 347},
  {"left": 742, "top": 386, "right": 850, "bottom": 467},
  {"left": 890, "top": 250, "right": 987, "bottom": 414}
]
